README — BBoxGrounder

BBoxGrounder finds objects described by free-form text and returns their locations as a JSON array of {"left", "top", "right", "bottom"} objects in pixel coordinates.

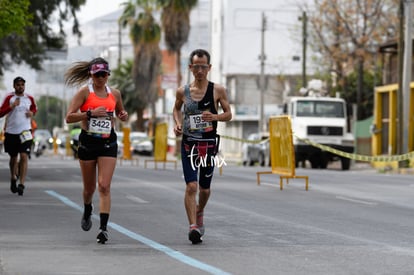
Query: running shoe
[
  {"left": 196, "top": 210, "right": 205, "bottom": 236},
  {"left": 96, "top": 230, "right": 109, "bottom": 244},
  {"left": 81, "top": 204, "right": 93, "bottom": 231},
  {"left": 10, "top": 179, "right": 17, "bottom": 194},
  {"left": 17, "top": 184, "right": 24, "bottom": 196},
  {"left": 81, "top": 214, "right": 92, "bottom": 231},
  {"left": 188, "top": 225, "right": 202, "bottom": 244}
]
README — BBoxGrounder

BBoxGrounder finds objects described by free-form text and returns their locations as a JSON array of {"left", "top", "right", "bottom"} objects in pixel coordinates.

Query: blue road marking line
[{"left": 45, "top": 190, "right": 231, "bottom": 275}]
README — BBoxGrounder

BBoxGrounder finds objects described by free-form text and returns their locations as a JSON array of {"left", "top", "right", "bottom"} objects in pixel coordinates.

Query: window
[{"left": 296, "top": 100, "right": 344, "bottom": 118}]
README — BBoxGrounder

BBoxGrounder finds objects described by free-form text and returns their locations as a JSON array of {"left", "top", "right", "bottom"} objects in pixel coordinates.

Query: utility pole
[
  {"left": 401, "top": 0, "right": 412, "bottom": 165},
  {"left": 301, "top": 11, "right": 307, "bottom": 89},
  {"left": 118, "top": 21, "right": 122, "bottom": 67},
  {"left": 397, "top": 0, "right": 404, "bottom": 157},
  {"left": 258, "top": 12, "right": 267, "bottom": 133}
]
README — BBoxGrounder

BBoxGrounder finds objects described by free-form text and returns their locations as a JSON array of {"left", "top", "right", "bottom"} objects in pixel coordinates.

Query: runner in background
[{"left": 0, "top": 76, "right": 37, "bottom": 195}]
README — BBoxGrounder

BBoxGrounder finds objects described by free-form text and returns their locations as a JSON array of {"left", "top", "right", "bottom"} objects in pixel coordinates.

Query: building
[{"left": 210, "top": 0, "right": 316, "bottom": 157}]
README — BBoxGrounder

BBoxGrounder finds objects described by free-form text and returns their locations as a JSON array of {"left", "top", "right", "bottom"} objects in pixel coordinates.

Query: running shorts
[
  {"left": 78, "top": 129, "right": 118, "bottom": 160},
  {"left": 181, "top": 135, "right": 219, "bottom": 189},
  {"left": 4, "top": 132, "right": 33, "bottom": 157}
]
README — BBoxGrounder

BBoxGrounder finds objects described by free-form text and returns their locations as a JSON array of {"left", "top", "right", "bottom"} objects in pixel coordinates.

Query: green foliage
[
  {"left": 109, "top": 59, "right": 142, "bottom": 112},
  {"left": 115, "top": 0, "right": 199, "bottom": 131},
  {"left": 120, "top": 0, "right": 162, "bottom": 131},
  {"left": 0, "top": 0, "right": 32, "bottom": 39},
  {"left": 120, "top": 0, "right": 161, "bottom": 44},
  {"left": 35, "top": 95, "right": 65, "bottom": 132},
  {"left": 133, "top": 12, "right": 162, "bottom": 44},
  {"left": 0, "top": 0, "right": 85, "bottom": 75},
  {"left": 332, "top": 68, "right": 382, "bottom": 120}
]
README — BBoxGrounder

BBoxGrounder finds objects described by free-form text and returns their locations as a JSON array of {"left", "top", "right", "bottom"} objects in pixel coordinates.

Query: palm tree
[
  {"left": 109, "top": 59, "right": 135, "bottom": 116},
  {"left": 119, "top": 0, "right": 162, "bottom": 132},
  {"left": 158, "top": 0, "right": 198, "bottom": 87}
]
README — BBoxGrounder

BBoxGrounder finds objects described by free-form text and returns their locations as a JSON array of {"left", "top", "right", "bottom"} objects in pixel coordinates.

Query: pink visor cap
[{"left": 90, "top": 63, "right": 110, "bottom": 74}]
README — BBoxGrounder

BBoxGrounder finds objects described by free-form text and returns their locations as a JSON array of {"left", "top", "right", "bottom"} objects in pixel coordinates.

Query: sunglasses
[
  {"left": 191, "top": 64, "right": 209, "bottom": 70},
  {"left": 93, "top": 71, "right": 109, "bottom": 78}
]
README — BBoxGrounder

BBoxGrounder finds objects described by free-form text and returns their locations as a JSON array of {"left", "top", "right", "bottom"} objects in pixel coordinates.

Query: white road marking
[
  {"left": 126, "top": 195, "right": 148, "bottom": 204},
  {"left": 336, "top": 195, "right": 377, "bottom": 206}
]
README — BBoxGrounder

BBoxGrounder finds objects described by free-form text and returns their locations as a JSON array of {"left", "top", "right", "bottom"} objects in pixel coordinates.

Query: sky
[{"left": 76, "top": 0, "right": 125, "bottom": 23}]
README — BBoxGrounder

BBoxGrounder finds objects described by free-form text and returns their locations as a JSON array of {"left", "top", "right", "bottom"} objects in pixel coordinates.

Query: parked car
[
  {"left": 130, "top": 131, "right": 153, "bottom": 156},
  {"left": 116, "top": 131, "right": 124, "bottom": 156},
  {"left": 242, "top": 132, "right": 270, "bottom": 166},
  {"left": 116, "top": 131, "right": 153, "bottom": 156},
  {"left": 55, "top": 132, "right": 68, "bottom": 148},
  {"left": 33, "top": 129, "right": 53, "bottom": 148},
  {"left": 33, "top": 129, "right": 53, "bottom": 157}
]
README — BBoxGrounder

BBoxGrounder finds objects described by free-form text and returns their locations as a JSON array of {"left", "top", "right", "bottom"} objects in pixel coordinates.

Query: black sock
[
  {"left": 84, "top": 203, "right": 92, "bottom": 217},
  {"left": 100, "top": 213, "right": 109, "bottom": 231}
]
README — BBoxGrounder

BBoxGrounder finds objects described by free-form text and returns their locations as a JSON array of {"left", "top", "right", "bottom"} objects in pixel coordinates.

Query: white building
[{"left": 210, "top": 0, "right": 316, "bottom": 156}]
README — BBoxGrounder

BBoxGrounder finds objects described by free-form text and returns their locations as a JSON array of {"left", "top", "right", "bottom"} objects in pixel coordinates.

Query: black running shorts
[{"left": 78, "top": 129, "right": 118, "bottom": 160}]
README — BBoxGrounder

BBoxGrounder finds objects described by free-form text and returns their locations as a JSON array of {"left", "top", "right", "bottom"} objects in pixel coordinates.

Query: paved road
[{"left": 1, "top": 153, "right": 414, "bottom": 275}]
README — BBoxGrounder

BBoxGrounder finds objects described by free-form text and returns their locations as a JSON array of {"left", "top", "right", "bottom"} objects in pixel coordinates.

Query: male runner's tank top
[{"left": 183, "top": 81, "right": 217, "bottom": 139}]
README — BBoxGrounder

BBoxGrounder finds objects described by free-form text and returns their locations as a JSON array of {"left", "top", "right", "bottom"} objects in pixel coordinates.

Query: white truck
[{"left": 283, "top": 96, "right": 355, "bottom": 170}]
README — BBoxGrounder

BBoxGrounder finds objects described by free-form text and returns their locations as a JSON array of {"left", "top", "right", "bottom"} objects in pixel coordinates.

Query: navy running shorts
[{"left": 181, "top": 136, "right": 218, "bottom": 189}]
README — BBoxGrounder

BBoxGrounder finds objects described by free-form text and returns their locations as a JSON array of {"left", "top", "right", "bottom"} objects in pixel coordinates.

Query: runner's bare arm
[{"left": 173, "top": 87, "right": 185, "bottom": 136}]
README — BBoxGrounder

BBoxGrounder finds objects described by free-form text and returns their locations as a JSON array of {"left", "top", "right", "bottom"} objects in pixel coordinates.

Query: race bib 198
[
  {"left": 88, "top": 116, "right": 112, "bottom": 138},
  {"left": 189, "top": 114, "right": 213, "bottom": 132}
]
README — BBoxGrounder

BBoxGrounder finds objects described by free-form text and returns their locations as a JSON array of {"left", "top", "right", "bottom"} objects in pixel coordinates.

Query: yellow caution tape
[
  {"left": 168, "top": 136, "right": 182, "bottom": 141},
  {"left": 220, "top": 135, "right": 268, "bottom": 144},
  {"left": 168, "top": 135, "right": 267, "bottom": 144},
  {"left": 167, "top": 132, "right": 413, "bottom": 162},
  {"left": 295, "top": 135, "right": 414, "bottom": 162}
]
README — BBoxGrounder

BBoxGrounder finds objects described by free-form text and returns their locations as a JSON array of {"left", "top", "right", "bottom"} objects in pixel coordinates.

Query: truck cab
[{"left": 284, "top": 96, "right": 354, "bottom": 170}]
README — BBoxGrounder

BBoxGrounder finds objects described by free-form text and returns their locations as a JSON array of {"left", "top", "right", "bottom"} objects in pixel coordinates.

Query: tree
[
  {"left": 120, "top": 0, "right": 162, "bottom": 132},
  {"left": 340, "top": 69, "right": 381, "bottom": 119},
  {"left": 0, "top": 0, "right": 85, "bottom": 75},
  {"left": 109, "top": 59, "right": 137, "bottom": 118},
  {"left": 0, "top": 0, "right": 32, "bottom": 39},
  {"left": 36, "top": 95, "right": 65, "bottom": 132},
  {"left": 306, "top": 0, "right": 399, "bottom": 120},
  {"left": 158, "top": 0, "right": 198, "bottom": 87}
]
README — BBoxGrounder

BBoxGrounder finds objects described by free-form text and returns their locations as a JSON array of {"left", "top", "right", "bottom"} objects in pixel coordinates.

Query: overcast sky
[{"left": 77, "top": 0, "right": 124, "bottom": 23}]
